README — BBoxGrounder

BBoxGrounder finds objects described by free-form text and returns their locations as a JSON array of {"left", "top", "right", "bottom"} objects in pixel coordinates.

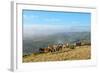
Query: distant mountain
[{"left": 23, "top": 32, "right": 90, "bottom": 55}]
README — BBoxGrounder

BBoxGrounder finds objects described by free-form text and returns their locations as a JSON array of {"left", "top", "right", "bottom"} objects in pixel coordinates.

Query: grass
[{"left": 23, "top": 45, "right": 91, "bottom": 63}]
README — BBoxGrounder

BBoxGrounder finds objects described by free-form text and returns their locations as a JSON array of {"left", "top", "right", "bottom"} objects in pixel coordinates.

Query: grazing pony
[{"left": 39, "top": 48, "right": 50, "bottom": 53}]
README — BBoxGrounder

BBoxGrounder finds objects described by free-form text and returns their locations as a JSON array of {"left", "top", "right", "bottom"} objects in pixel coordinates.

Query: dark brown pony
[{"left": 39, "top": 48, "right": 51, "bottom": 53}]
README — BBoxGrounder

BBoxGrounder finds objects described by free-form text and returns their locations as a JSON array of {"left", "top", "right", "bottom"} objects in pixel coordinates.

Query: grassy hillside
[
  {"left": 23, "top": 45, "right": 91, "bottom": 62},
  {"left": 23, "top": 32, "right": 90, "bottom": 55}
]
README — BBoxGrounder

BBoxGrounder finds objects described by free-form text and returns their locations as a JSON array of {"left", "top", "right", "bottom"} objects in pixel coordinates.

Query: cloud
[
  {"left": 44, "top": 18, "right": 61, "bottom": 22},
  {"left": 23, "top": 24, "right": 66, "bottom": 38},
  {"left": 23, "top": 14, "right": 39, "bottom": 20},
  {"left": 23, "top": 24, "right": 90, "bottom": 38}
]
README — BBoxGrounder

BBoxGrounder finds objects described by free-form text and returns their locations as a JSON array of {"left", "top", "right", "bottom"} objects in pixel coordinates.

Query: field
[{"left": 23, "top": 45, "right": 91, "bottom": 62}]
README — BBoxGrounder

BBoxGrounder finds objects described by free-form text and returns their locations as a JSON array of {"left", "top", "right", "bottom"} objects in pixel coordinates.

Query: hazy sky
[{"left": 22, "top": 10, "right": 91, "bottom": 37}]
